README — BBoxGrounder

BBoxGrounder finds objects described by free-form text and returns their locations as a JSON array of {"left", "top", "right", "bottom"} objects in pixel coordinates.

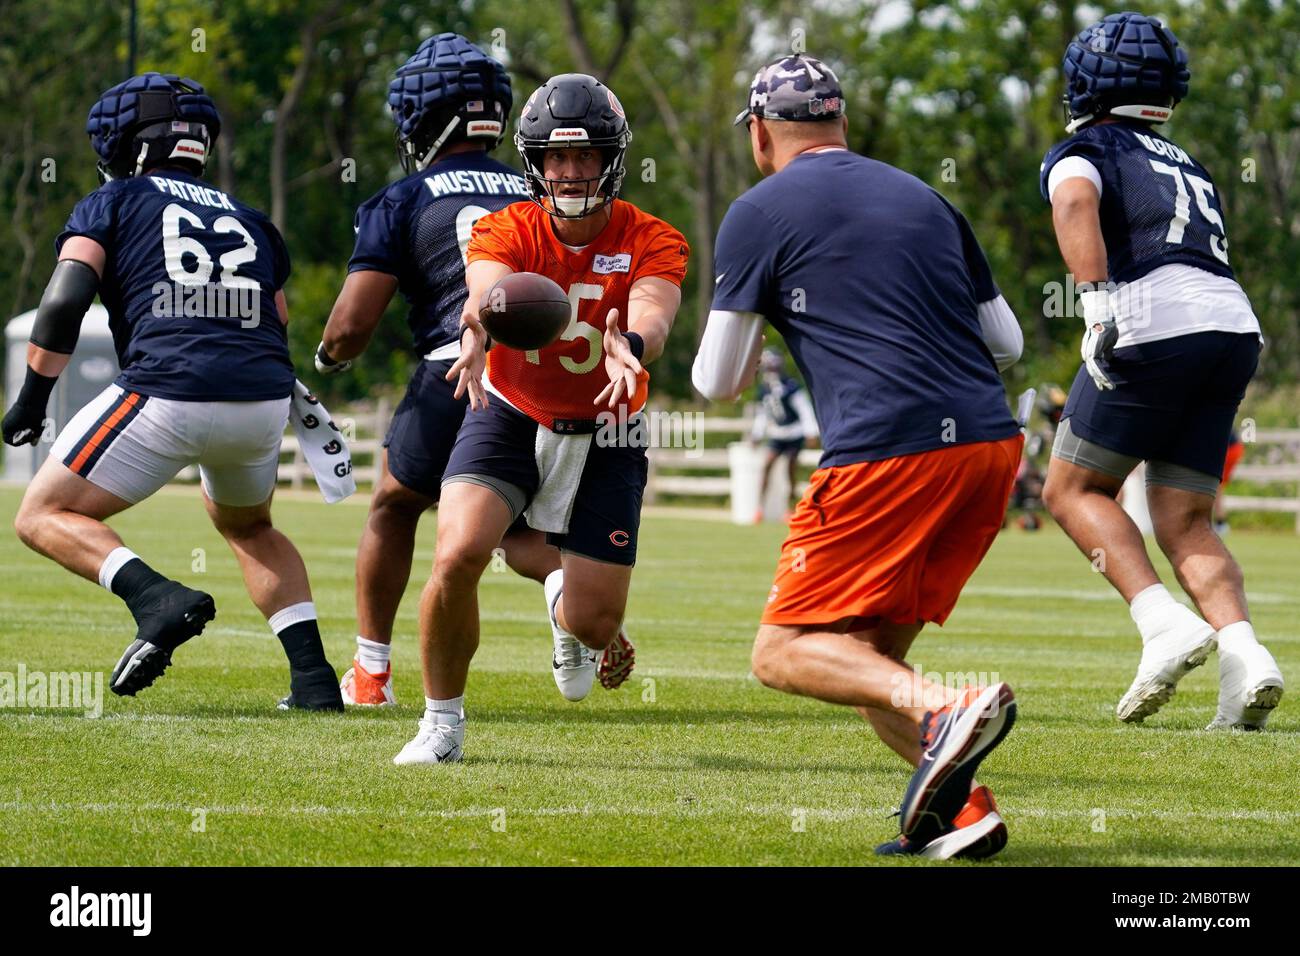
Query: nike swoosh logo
[{"left": 714, "top": 273, "right": 726, "bottom": 285}]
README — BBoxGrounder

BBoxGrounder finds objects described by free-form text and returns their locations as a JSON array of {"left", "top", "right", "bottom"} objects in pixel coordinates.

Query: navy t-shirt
[
  {"left": 712, "top": 150, "right": 1018, "bottom": 467},
  {"left": 1040, "top": 121, "right": 1236, "bottom": 284},
  {"left": 348, "top": 151, "right": 529, "bottom": 354},
  {"left": 56, "top": 169, "right": 294, "bottom": 401}
]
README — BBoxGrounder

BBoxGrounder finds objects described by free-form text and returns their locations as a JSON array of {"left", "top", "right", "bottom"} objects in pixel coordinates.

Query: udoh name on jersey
[
  {"left": 424, "top": 169, "right": 529, "bottom": 199},
  {"left": 148, "top": 176, "right": 237, "bottom": 210},
  {"left": 1133, "top": 133, "right": 1193, "bottom": 167}
]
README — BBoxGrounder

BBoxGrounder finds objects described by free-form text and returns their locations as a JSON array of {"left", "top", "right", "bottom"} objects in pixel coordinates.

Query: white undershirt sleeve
[
  {"left": 692, "top": 309, "right": 765, "bottom": 401},
  {"left": 977, "top": 294, "right": 1023, "bottom": 372},
  {"left": 1047, "top": 156, "right": 1103, "bottom": 203}
]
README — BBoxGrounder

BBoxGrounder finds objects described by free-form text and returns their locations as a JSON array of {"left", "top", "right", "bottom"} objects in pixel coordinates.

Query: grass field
[{"left": 1, "top": 485, "right": 1296, "bottom": 866}]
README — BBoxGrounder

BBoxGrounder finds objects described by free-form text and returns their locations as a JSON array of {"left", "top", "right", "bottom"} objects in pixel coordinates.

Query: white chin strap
[
  {"left": 553, "top": 195, "right": 595, "bottom": 216},
  {"left": 1068, "top": 103, "right": 1173, "bottom": 133},
  {"left": 416, "top": 116, "right": 461, "bottom": 171}
]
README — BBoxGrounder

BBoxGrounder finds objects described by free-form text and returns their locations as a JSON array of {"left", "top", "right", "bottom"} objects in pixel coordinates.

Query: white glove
[
  {"left": 314, "top": 341, "right": 352, "bottom": 375},
  {"left": 1079, "top": 288, "right": 1117, "bottom": 391}
]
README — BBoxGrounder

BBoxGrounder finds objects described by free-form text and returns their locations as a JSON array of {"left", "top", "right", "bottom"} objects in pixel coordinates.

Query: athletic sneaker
[
  {"left": 278, "top": 664, "right": 344, "bottom": 712},
  {"left": 340, "top": 658, "right": 397, "bottom": 706},
  {"left": 876, "top": 785, "right": 1007, "bottom": 860},
  {"left": 897, "top": 683, "right": 1017, "bottom": 847},
  {"left": 545, "top": 572, "right": 597, "bottom": 702},
  {"left": 598, "top": 628, "right": 636, "bottom": 690},
  {"left": 1207, "top": 641, "right": 1285, "bottom": 730},
  {"left": 393, "top": 714, "right": 464, "bottom": 765},
  {"left": 110, "top": 581, "right": 216, "bottom": 696},
  {"left": 1116, "top": 621, "right": 1217, "bottom": 723}
]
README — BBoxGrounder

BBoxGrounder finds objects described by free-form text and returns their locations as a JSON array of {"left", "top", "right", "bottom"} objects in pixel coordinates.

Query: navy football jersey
[
  {"left": 348, "top": 150, "right": 529, "bottom": 355},
  {"left": 56, "top": 169, "right": 294, "bottom": 401},
  {"left": 758, "top": 375, "right": 802, "bottom": 429},
  {"left": 1040, "top": 121, "right": 1235, "bottom": 284},
  {"left": 712, "top": 150, "right": 1018, "bottom": 467}
]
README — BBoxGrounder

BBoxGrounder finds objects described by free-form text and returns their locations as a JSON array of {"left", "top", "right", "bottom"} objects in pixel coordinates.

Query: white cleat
[
  {"left": 1207, "top": 642, "right": 1285, "bottom": 731},
  {"left": 545, "top": 570, "right": 598, "bottom": 702},
  {"left": 1117, "top": 622, "right": 1218, "bottom": 723},
  {"left": 393, "top": 715, "right": 464, "bottom": 765}
]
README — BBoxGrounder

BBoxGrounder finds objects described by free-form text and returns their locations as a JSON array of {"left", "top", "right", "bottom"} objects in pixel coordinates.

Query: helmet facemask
[{"left": 515, "top": 134, "right": 630, "bottom": 220}]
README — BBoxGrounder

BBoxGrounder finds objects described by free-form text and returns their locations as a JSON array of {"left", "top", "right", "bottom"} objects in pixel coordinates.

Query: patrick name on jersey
[{"left": 423, "top": 168, "right": 528, "bottom": 199}]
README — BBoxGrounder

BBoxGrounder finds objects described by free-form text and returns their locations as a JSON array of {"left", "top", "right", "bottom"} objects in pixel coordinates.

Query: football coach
[{"left": 692, "top": 54, "right": 1026, "bottom": 859}]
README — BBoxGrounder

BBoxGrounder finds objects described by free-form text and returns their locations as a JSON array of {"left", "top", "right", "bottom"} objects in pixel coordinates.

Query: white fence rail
[{"left": 267, "top": 402, "right": 1300, "bottom": 530}]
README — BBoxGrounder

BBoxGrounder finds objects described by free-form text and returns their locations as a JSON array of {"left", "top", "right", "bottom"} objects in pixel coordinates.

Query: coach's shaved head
[{"left": 747, "top": 114, "right": 849, "bottom": 177}]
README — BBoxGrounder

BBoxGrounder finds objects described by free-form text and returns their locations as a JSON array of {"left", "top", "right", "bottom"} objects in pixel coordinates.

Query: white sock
[
  {"left": 356, "top": 636, "right": 391, "bottom": 673},
  {"left": 1216, "top": 620, "right": 1259, "bottom": 654},
  {"left": 1129, "top": 584, "right": 1187, "bottom": 644},
  {"left": 424, "top": 696, "right": 463, "bottom": 723},
  {"left": 97, "top": 547, "right": 139, "bottom": 591},
  {"left": 267, "top": 601, "right": 316, "bottom": 635},
  {"left": 543, "top": 569, "right": 572, "bottom": 635}
]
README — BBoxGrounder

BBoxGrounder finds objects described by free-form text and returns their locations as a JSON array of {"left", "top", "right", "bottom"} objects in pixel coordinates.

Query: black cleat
[
  {"left": 110, "top": 583, "right": 216, "bottom": 697},
  {"left": 278, "top": 664, "right": 345, "bottom": 712}
]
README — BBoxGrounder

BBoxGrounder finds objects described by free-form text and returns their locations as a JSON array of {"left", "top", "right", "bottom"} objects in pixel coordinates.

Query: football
[{"left": 478, "top": 272, "right": 571, "bottom": 350}]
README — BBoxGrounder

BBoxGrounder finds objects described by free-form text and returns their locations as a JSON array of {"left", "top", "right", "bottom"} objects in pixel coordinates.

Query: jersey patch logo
[
  {"left": 593, "top": 253, "right": 631, "bottom": 274},
  {"left": 609, "top": 529, "right": 630, "bottom": 547}
]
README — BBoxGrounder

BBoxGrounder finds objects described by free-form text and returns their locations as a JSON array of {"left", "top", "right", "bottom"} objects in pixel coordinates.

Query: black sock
[
  {"left": 109, "top": 558, "right": 170, "bottom": 620},
  {"left": 276, "top": 620, "right": 330, "bottom": 674}
]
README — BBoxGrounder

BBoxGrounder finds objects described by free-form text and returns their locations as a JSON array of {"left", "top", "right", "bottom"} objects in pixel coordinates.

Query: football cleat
[
  {"left": 876, "top": 785, "right": 1008, "bottom": 860},
  {"left": 110, "top": 583, "right": 215, "bottom": 696},
  {"left": 340, "top": 658, "right": 397, "bottom": 707},
  {"left": 597, "top": 628, "right": 636, "bottom": 690},
  {"left": 1207, "top": 641, "right": 1284, "bottom": 731},
  {"left": 897, "top": 683, "right": 1017, "bottom": 847},
  {"left": 278, "top": 664, "right": 345, "bottom": 712},
  {"left": 393, "top": 714, "right": 464, "bottom": 765},
  {"left": 545, "top": 571, "right": 597, "bottom": 702},
  {"left": 1116, "top": 621, "right": 1217, "bottom": 723}
]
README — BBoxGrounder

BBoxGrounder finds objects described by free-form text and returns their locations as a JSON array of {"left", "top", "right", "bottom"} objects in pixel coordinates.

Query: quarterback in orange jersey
[{"left": 393, "top": 74, "right": 689, "bottom": 765}]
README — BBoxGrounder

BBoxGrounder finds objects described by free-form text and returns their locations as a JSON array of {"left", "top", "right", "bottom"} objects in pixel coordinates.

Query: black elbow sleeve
[{"left": 30, "top": 259, "right": 100, "bottom": 354}]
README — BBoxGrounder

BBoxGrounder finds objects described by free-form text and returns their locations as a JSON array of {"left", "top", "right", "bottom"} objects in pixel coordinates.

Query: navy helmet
[
  {"left": 388, "top": 33, "right": 513, "bottom": 174},
  {"left": 87, "top": 73, "right": 221, "bottom": 182},
  {"left": 1062, "top": 12, "right": 1189, "bottom": 132},
  {"left": 515, "top": 73, "right": 631, "bottom": 220}
]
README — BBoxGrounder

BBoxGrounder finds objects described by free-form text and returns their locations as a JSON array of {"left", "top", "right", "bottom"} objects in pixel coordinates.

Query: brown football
[{"left": 478, "top": 272, "right": 571, "bottom": 350}]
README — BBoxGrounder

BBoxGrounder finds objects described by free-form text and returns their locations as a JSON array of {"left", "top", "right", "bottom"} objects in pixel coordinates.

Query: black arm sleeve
[{"left": 30, "top": 259, "right": 100, "bottom": 354}]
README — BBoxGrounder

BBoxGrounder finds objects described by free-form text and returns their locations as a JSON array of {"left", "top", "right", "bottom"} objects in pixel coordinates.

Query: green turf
[{"left": 0, "top": 486, "right": 1296, "bottom": 865}]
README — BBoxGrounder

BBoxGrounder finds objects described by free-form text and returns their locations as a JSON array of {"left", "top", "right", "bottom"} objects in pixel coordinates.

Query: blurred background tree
[{"left": 1, "top": 0, "right": 1296, "bottom": 405}]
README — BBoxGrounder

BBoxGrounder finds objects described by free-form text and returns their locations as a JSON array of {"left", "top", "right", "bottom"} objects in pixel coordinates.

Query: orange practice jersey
[{"left": 466, "top": 199, "right": 689, "bottom": 427}]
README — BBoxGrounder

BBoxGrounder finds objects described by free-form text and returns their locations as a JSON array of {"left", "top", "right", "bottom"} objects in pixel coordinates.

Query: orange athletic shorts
[
  {"left": 1221, "top": 440, "right": 1245, "bottom": 489},
  {"left": 762, "top": 435, "right": 1023, "bottom": 627}
]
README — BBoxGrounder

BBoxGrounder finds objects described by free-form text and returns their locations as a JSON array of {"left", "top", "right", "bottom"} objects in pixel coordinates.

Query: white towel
[
  {"left": 289, "top": 380, "right": 356, "bottom": 504},
  {"left": 524, "top": 425, "right": 592, "bottom": 534},
  {"left": 1015, "top": 387, "right": 1037, "bottom": 430}
]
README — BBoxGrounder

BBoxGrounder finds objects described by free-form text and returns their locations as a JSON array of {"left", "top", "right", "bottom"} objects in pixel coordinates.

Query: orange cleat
[
  {"left": 339, "top": 657, "right": 396, "bottom": 707},
  {"left": 597, "top": 628, "right": 636, "bottom": 690}
]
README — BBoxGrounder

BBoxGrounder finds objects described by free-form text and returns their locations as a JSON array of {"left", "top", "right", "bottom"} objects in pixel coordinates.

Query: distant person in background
[
  {"left": 750, "top": 349, "right": 818, "bottom": 521},
  {"left": 1213, "top": 429, "right": 1245, "bottom": 535}
]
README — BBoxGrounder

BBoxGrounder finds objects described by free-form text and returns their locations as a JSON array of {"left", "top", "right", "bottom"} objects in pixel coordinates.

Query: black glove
[{"left": 3, "top": 367, "right": 57, "bottom": 446}]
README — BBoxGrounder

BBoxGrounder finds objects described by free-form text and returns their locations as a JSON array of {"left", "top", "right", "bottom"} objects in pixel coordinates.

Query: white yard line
[{"left": 1, "top": 799, "right": 1297, "bottom": 823}]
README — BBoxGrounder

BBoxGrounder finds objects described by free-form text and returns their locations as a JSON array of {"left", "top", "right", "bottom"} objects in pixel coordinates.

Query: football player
[
  {"left": 693, "top": 55, "right": 1025, "bottom": 858},
  {"left": 2, "top": 74, "right": 342, "bottom": 709},
  {"left": 315, "top": 35, "right": 634, "bottom": 707},
  {"left": 749, "top": 348, "right": 817, "bottom": 522},
  {"left": 1039, "top": 13, "right": 1284, "bottom": 729},
  {"left": 393, "top": 73, "right": 688, "bottom": 764}
]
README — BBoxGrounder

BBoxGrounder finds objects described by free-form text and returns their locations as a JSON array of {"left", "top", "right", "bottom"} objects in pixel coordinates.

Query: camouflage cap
[{"left": 734, "top": 54, "right": 845, "bottom": 126}]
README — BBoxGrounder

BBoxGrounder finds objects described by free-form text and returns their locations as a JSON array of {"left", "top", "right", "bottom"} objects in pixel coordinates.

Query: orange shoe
[
  {"left": 339, "top": 657, "right": 396, "bottom": 707},
  {"left": 597, "top": 628, "right": 636, "bottom": 690},
  {"left": 876, "top": 785, "right": 1007, "bottom": 860}
]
